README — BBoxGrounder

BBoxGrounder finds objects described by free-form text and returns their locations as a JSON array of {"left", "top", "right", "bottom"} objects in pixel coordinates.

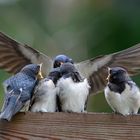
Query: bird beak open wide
[{"left": 37, "top": 63, "right": 44, "bottom": 80}]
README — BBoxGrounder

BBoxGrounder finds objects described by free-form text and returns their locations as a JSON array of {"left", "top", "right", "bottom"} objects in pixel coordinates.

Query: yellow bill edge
[
  {"left": 38, "top": 63, "right": 44, "bottom": 79},
  {"left": 106, "top": 67, "right": 111, "bottom": 81}
]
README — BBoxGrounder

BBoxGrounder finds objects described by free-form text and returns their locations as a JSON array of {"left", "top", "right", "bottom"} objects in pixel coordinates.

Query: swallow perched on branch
[
  {"left": 0, "top": 64, "right": 42, "bottom": 121},
  {"left": 104, "top": 67, "right": 140, "bottom": 115},
  {"left": 1, "top": 32, "right": 140, "bottom": 95},
  {"left": 30, "top": 67, "right": 61, "bottom": 112},
  {"left": 57, "top": 63, "right": 90, "bottom": 112}
]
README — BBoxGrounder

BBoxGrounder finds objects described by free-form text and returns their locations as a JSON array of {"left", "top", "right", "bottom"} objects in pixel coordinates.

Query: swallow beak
[
  {"left": 60, "top": 62, "right": 64, "bottom": 65},
  {"left": 106, "top": 67, "right": 111, "bottom": 81},
  {"left": 106, "top": 74, "right": 110, "bottom": 81},
  {"left": 37, "top": 63, "right": 43, "bottom": 80}
]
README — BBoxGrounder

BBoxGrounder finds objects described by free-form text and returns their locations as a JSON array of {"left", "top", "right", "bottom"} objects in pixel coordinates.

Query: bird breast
[
  {"left": 57, "top": 77, "right": 90, "bottom": 112},
  {"left": 30, "top": 79, "right": 58, "bottom": 112},
  {"left": 105, "top": 83, "right": 140, "bottom": 115}
]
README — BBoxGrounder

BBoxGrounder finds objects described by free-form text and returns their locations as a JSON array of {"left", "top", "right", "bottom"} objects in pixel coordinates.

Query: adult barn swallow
[
  {"left": 0, "top": 64, "right": 42, "bottom": 121},
  {"left": 104, "top": 67, "right": 140, "bottom": 115},
  {"left": 1, "top": 32, "right": 140, "bottom": 95},
  {"left": 57, "top": 63, "right": 90, "bottom": 112},
  {"left": 30, "top": 68, "right": 61, "bottom": 112}
]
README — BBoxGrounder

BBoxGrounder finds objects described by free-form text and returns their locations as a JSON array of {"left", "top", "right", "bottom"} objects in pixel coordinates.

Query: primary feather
[{"left": 1, "top": 32, "right": 140, "bottom": 95}]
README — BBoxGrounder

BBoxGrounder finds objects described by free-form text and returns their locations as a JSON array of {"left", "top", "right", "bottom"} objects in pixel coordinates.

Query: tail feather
[
  {"left": 0, "top": 100, "right": 15, "bottom": 121},
  {"left": 0, "top": 95, "right": 23, "bottom": 121}
]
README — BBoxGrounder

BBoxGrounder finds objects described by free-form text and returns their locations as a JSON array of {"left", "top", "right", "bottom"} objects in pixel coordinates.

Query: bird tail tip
[{"left": 0, "top": 111, "right": 13, "bottom": 121}]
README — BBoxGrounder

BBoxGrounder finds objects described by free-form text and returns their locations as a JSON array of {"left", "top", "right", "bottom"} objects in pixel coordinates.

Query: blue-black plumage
[
  {"left": 0, "top": 64, "right": 42, "bottom": 121},
  {"left": 53, "top": 54, "right": 73, "bottom": 68}
]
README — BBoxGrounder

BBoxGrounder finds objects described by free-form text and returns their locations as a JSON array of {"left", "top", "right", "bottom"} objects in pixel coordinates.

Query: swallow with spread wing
[{"left": 0, "top": 32, "right": 140, "bottom": 95}]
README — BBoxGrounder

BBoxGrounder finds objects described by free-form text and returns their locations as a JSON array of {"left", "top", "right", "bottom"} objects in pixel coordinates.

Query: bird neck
[
  {"left": 47, "top": 76, "right": 58, "bottom": 85},
  {"left": 63, "top": 72, "right": 83, "bottom": 83},
  {"left": 108, "top": 82, "right": 126, "bottom": 94}
]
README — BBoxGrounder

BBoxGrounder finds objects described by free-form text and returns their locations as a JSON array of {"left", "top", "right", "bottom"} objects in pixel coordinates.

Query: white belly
[
  {"left": 57, "top": 78, "right": 90, "bottom": 112},
  {"left": 104, "top": 84, "right": 140, "bottom": 115},
  {"left": 31, "top": 79, "right": 58, "bottom": 112}
]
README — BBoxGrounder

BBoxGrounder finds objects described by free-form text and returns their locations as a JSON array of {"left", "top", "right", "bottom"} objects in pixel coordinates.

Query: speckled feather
[
  {"left": 0, "top": 64, "right": 39, "bottom": 121},
  {"left": 3, "top": 72, "right": 37, "bottom": 102}
]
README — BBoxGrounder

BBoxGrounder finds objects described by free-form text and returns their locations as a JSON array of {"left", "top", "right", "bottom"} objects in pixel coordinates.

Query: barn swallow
[
  {"left": 1, "top": 32, "right": 140, "bottom": 95},
  {"left": 57, "top": 63, "right": 90, "bottom": 112},
  {"left": 53, "top": 54, "right": 73, "bottom": 68},
  {"left": 104, "top": 67, "right": 140, "bottom": 115},
  {"left": 30, "top": 68, "right": 61, "bottom": 112},
  {"left": 0, "top": 64, "right": 42, "bottom": 121}
]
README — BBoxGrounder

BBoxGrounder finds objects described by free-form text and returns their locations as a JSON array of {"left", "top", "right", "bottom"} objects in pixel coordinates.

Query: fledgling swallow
[
  {"left": 104, "top": 67, "right": 140, "bottom": 115},
  {"left": 53, "top": 54, "right": 73, "bottom": 68},
  {"left": 30, "top": 68, "right": 61, "bottom": 112},
  {"left": 57, "top": 63, "right": 90, "bottom": 113},
  {"left": 0, "top": 64, "right": 42, "bottom": 121}
]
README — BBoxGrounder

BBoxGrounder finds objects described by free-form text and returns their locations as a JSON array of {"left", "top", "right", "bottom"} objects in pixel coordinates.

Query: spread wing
[
  {"left": 75, "top": 43, "right": 140, "bottom": 94},
  {"left": 0, "top": 32, "right": 53, "bottom": 76}
]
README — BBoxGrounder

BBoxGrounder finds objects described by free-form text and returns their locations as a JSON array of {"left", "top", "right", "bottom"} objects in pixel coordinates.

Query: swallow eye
[
  {"left": 57, "top": 62, "right": 60, "bottom": 66},
  {"left": 54, "top": 61, "right": 61, "bottom": 68}
]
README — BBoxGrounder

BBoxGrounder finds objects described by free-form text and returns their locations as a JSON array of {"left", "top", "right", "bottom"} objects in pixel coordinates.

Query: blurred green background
[{"left": 0, "top": 0, "right": 140, "bottom": 112}]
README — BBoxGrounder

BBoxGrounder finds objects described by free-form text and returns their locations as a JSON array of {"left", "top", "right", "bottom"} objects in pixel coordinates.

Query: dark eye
[
  {"left": 57, "top": 62, "right": 60, "bottom": 66},
  {"left": 54, "top": 61, "right": 61, "bottom": 68}
]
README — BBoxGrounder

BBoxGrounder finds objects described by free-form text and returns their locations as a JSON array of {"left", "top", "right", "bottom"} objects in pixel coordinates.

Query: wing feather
[
  {"left": 0, "top": 32, "right": 53, "bottom": 75},
  {"left": 75, "top": 43, "right": 140, "bottom": 94}
]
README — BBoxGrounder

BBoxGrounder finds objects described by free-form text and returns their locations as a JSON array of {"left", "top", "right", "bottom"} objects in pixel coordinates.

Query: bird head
[
  {"left": 21, "top": 64, "right": 43, "bottom": 79},
  {"left": 60, "top": 63, "right": 83, "bottom": 82},
  {"left": 107, "top": 67, "right": 130, "bottom": 84},
  {"left": 48, "top": 67, "right": 61, "bottom": 85},
  {"left": 60, "top": 63, "right": 76, "bottom": 75},
  {"left": 53, "top": 54, "right": 73, "bottom": 68}
]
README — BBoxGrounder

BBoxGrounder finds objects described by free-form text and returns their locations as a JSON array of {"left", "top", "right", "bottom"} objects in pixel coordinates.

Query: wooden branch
[{"left": 0, "top": 112, "right": 140, "bottom": 139}]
